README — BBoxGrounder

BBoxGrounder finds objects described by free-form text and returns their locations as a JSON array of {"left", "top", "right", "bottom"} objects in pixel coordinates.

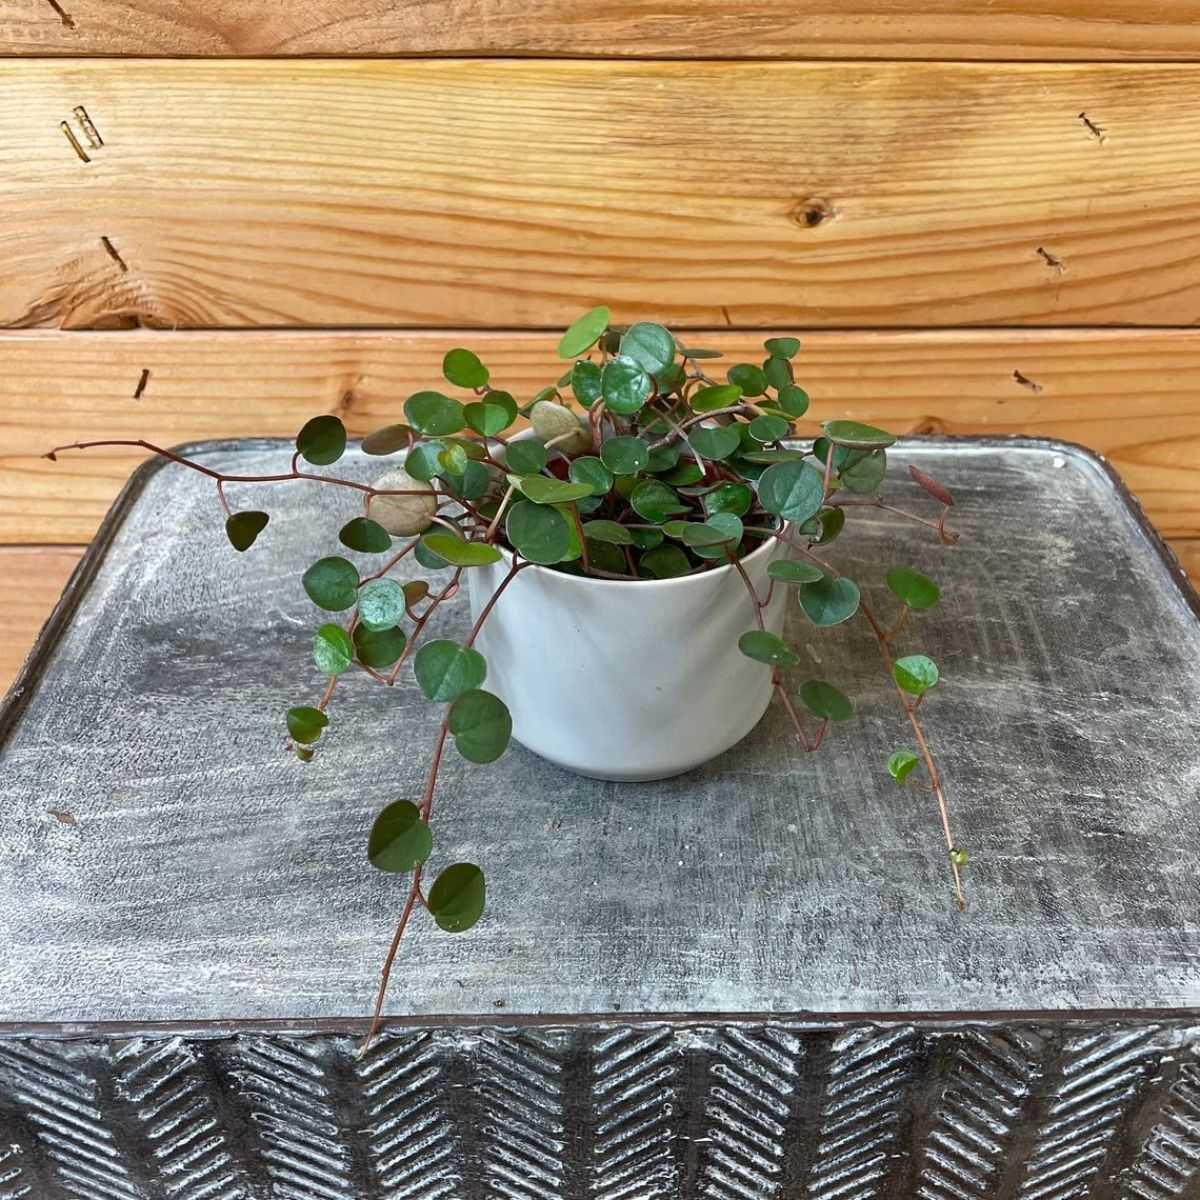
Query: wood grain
[
  {"left": 3, "top": 328, "right": 1199, "bottom": 543},
  {"left": 5, "top": 61, "right": 1200, "bottom": 330},
  {"left": 4, "top": 0, "right": 1200, "bottom": 59},
  {"left": 1174, "top": 538, "right": 1200, "bottom": 579},
  {"left": 0, "top": 545, "right": 82, "bottom": 696}
]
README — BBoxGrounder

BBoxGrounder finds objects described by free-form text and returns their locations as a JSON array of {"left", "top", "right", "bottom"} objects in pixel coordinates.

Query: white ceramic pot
[{"left": 467, "top": 535, "right": 789, "bottom": 781}]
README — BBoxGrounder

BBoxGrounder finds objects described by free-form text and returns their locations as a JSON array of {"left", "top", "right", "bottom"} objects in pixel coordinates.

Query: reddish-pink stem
[
  {"left": 362, "top": 558, "right": 529, "bottom": 1051},
  {"left": 860, "top": 598, "right": 966, "bottom": 910}
]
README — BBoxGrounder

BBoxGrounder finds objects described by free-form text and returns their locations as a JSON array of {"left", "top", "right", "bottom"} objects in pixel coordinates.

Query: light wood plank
[
  {"left": 4, "top": 0, "right": 1200, "bottom": 59},
  {"left": 2, "top": 328, "right": 1198, "bottom": 543},
  {"left": 1175, "top": 539, "right": 1200, "bottom": 583},
  {"left": 4, "top": 61, "right": 1200, "bottom": 330},
  {"left": 0, "top": 545, "right": 83, "bottom": 696}
]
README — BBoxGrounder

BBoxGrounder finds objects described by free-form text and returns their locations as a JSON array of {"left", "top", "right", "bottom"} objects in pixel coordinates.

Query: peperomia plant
[{"left": 48, "top": 307, "right": 964, "bottom": 1044}]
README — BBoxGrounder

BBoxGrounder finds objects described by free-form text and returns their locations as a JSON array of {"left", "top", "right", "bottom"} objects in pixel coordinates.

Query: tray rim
[
  {"left": 5, "top": 1007, "right": 1200, "bottom": 1043},
  {"left": 3, "top": 434, "right": 1198, "bottom": 1037}
]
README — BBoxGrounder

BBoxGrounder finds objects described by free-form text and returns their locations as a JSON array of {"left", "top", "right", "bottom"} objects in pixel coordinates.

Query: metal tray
[{"left": 2, "top": 437, "right": 1198, "bottom": 1199}]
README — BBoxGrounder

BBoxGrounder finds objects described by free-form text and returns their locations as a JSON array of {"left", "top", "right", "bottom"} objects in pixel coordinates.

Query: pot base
[{"left": 511, "top": 696, "right": 774, "bottom": 782}]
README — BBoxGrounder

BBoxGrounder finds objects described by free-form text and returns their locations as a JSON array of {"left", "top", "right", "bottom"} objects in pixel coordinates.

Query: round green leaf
[
  {"left": 816, "top": 506, "right": 845, "bottom": 544},
  {"left": 687, "top": 514, "right": 744, "bottom": 559},
  {"left": 758, "top": 459, "right": 825, "bottom": 523},
  {"left": 690, "top": 384, "right": 742, "bottom": 413},
  {"left": 683, "top": 518, "right": 738, "bottom": 548},
  {"left": 569, "top": 456, "right": 613, "bottom": 496},
  {"left": 404, "top": 391, "right": 466, "bottom": 436},
  {"left": 620, "top": 322, "right": 675, "bottom": 375},
  {"left": 727, "top": 363, "right": 767, "bottom": 397},
  {"left": 357, "top": 577, "right": 407, "bottom": 631},
  {"left": 511, "top": 475, "right": 594, "bottom": 506},
  {"left": 286, "top": 706, "right": 328, "bottom": 744},
  {"left": 361, "top": 423, "right": 412, "bottom": 456},
  {"left": 447, "top": 689, "right": 512, "bottom": 764},
  {"left": 839, "top": 449, "right": 887, "bottom": 495},
  {"left": 741, "top": 448, "right": 804, "bottom": 465},
  {"left": 368, "top": 800, "right": 432, "bottom": 873},
  {"left": 645, "top": 441, "right": 680, "bottom": 474},
  {"left": 688, "top": 424, "right": 742, "bottom": 462},
  {"left": 631, "top": 479, "right": 687, "bottom": 523},
  {"left": 303, "top": 557, "right": 359, "bottom": 611},
  {"left": 505, "top": 439, "right": 549, "bottom": 475},
  {"left": 414, "top": 533, "right": 450, "bottom": 570},
  {"left": 444, "top": 459, "right": 491, "bottom": 503},
  {"left": 949, "top": 848, "right": 969, "bottom": 868},
  {"left": 442, "top": 347, "right": 489, "bottom": 390},
  {"left": 464, "top": 400, "right": 513, "bottom": 438},
  {"left": 404, "top": 441, "right": 446, "bottom": 482},
  {"left": 821, "top": 420, "right": 897, "bottom": 450},
  {"left": 601, "top": 436, "right": 650, "bottom": 475},
  {"left": 403, "top": 579, "right": 429, "bottom": 607},
  {"left": 798, "top": 576, "right": 860, "bottom": 626},
  {"left": 413, "top": 639, "right": 487, "bottom": 702},
  {"left": 776, "top": 385, "right": 810, "bottom": 418},
  {"left": 886, "top": 567, "right": 941, "bottom": 610},
  {"left": 421, "top": 533, "right": 503, "bottom": 567},
  {"left": 506, "top": 500, "right": 571, "bottom": 564},
  {"left": 663, "top": 460, "right": 704, "bottom": 486},
  {"left": 339, "top": 517, "right": 391, "bottom": 554},
  {"left": 601, "top": 356, "right": 653, "bottom": 415},
  {"left": 555, "top": 502, "right": 584, "bottom": 563},
  {"left": 584, "top": 538, "right": 628, "bottom": 573},
  {"left": 738, "top": 630, "right": 800, "bottom": 667},
  {"left": 703, "top": 482, "right": 753, "bottom": 518},
  {"left": 296, "top": 415, "right": 347, "bottom": 466},
  {"left": 558, "top": 306, "right": 611, "bottom": 359},
  {"left": 353, "top": 623, "right": 407, "bottom": 669},
  {"left": 640, "top": 545, "right": 691, "bottom": 578},
  {"left": 677, "top": 342, "right": 724, "bottom": 360},
  {"left": 225, "top": 510, "right": 269, "bottom": 552},
  {"left": 799, "top": 680, "right": 854, "bottom": 722},
  {"left": 582, "top": 519, "right": 634, "bottom": 545},
  {"left": 313, "top": 623, "right": 353, "bottom": 675},
  {"left": 749, "top": 414, "right": 790, "bottom": 444},
  {"left": 764, "top": 336, "right": 800, "bottom": 359},
  {"left": 427, "top": 862, "right": 486, "bottom": 932},
  {"left": 888, "top": 750, "right": 920, "bottom": 783},
  {"left": 767, "top": 559, "right": 825, "bottom": 584},
  {"left": 893, "top": 654, "right": 939, "bottom": 696},
  {"left": 571, "top": 360, "right": 603, "bottom": 405},
  {"left": 438, "top": 442, "right": 470, "bottom": 478},
  {"left": 763, "top": 356, "right": 792, "bottom": 391}
]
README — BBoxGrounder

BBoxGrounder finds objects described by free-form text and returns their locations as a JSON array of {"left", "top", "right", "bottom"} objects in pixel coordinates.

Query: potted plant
[{"left": 48, "top": 307, "right": 963, "bottom": 1044}]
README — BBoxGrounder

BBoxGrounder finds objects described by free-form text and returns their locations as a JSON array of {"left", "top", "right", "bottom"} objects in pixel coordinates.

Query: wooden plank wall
[{"left": 1, "top": 1, "right": 1199, "bottom": 691}]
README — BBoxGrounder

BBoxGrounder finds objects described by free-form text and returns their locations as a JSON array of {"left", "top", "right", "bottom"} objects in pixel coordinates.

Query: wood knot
[
  {"left": 791, "top": 198, "right": 837, "bottom": 229},
  {"left": 906, "top": 415, "right": 949, "bottom": 435}
]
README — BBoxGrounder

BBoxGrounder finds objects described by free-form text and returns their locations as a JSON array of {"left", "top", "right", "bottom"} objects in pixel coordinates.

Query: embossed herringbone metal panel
[
  {"left": 0, "top": 1023, "right": 1198, "bottom": 1199},
  {"left": 3, "top": 439, "right": 1199, "bottom": 1198}
]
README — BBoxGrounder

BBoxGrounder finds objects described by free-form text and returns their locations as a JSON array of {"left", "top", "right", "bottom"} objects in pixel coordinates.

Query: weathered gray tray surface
[{"left": 2, "top": 438, "right": 1199, "bottom": 1030}]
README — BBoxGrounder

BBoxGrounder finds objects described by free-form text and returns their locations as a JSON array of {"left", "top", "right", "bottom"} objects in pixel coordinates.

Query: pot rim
[{"left": 486, "top": 523, "right": 785, "bottom": 590}]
